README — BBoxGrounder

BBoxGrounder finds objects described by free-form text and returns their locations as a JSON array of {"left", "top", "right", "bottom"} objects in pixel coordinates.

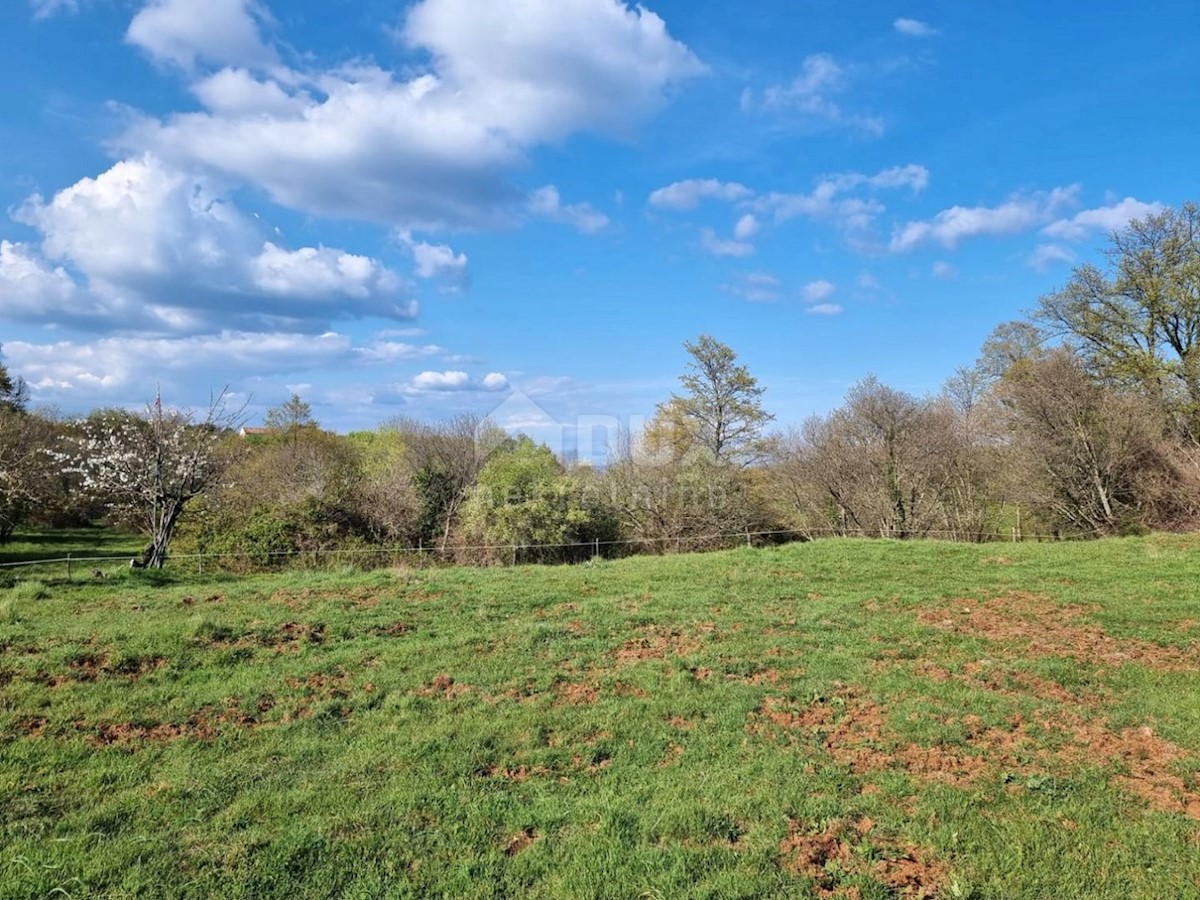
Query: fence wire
[{"left": 0, "top": 523, "right": 1077, "bottom": 580}]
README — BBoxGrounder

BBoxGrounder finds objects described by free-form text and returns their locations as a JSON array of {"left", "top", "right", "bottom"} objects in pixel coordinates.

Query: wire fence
[{"left": 0, "top": 523, "right": 1076, "bottom": 582}]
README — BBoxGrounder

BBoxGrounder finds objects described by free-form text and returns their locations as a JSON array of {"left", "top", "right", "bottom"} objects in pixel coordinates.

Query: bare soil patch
[
  {"left": 918, "top": 593, "right": 1200, "bottom": 670},
  {"left": 87, "top": 699, "right": 261, "bottom": 745},
  {"left": 613, "top": 623, "right": 715, "bottom": 665},
  {"left": 751, "top": 690, "right": 1200, "bottom": 818},
  {"left": 62, "top": 653, "right": 166, "bottom": 682},
  {"left": 419, "top": 673, "right": 472, "bottom": 699},
  {"left": 503, "top": 827, "right": 538, "bottom": 856},
  {"left": 779, "top": 817, "right": 945, "bottom": 898}
]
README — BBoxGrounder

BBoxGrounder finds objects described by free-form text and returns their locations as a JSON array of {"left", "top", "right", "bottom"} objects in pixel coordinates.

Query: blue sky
[{"left": 1, "top": 0, "right": 1196, "bottom": 444}]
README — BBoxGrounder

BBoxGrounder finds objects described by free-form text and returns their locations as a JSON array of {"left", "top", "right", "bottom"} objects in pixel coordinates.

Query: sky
[{"left": 1, "top": 0, "right": 1196, "bottom": 449}]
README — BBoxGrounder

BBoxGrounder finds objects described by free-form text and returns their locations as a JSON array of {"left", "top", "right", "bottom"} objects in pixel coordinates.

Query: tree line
[{"left": 1, "top": 202, "right": 1197, "bottom": 568}]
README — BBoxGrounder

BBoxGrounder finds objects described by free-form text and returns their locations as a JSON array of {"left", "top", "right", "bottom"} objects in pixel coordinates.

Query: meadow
[{"left": 2, "top": 536, "right": 1200, "bottom": 898}]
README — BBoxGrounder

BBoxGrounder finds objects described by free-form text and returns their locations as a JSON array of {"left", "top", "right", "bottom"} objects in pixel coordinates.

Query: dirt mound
[
  {"left": 613, "top": 623, "right": 714, "bottom": 665},
  {"left": 751, "top": 691, "right": 1200, "bottom": 818},
  {"left": 88, "top": 699, "right": 260, "bottom": 745},
  {"left": 779, "top": 817, "right": 944, "bottom": 897},
  {"left": 918, "top": 593, "right": 1200, "bottom": 670},
  {"left": 419, "top": 673, "right": 472, "bottom": 699}
]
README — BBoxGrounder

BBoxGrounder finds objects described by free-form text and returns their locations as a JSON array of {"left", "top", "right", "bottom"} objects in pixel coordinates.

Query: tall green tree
[
  {"left": 656, "top": 334, "right": 773, "bottom": 465},
  {"left": 1036, "top": 202, "right": 1200, "bottom": 436}
]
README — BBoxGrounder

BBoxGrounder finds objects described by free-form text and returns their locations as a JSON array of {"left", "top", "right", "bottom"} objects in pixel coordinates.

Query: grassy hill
[{"left": 3, "top": 537, "right": 1200, "bottom": 898}]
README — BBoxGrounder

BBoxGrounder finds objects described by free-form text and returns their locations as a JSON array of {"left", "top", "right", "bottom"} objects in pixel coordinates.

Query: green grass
[
  {"left": 2, "top": 537, "right": 1200, "bottom": 898},
  {"left": 0, "top": 529, "right": 143, "bottom": 584}
]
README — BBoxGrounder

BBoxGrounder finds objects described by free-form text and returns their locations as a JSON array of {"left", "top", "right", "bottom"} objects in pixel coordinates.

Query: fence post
[
  {"left": 594, "top": 538, "right": 600, "bottom": 558},
  {"left": 745, "top": 529, "right": 752, "bottom": 548},
  {"left": 66, "top": 553, "right": 72, "bottom": 581}
]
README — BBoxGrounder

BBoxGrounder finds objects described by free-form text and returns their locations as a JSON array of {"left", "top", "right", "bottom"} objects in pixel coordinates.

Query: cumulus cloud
[
  {"left": 123, "top": 0, "right": 702, "bottom": 230},
  {"left": 648, "top": 179, "right": 754, "bottom": 211},
  {"left": 753, "top": 165, "right": 929, "bottom": 238},
  {"left": 1041, "top": 197, "right": 1165, "bottom": 241},
  {"left": 11, "top": 155, "right": 416, "bottom": 333},
  {"left": 648, "top": 164, "right": 929, "bottom": 253},
  {"left": 802, "top": 279, "right": 835, "bottom": 301},
  {"left": 527, "top": 186, "right": 609, "bottom": 234},
  {"left": 744, "top": 53, "right": 884, "bottom": 136},
  {"left": 396, "top": 231, "right": 470, "bottom": 293},
  {"left": 931, "top": 261, "right": 957, "bottom": 279},
  {"left": 733, "top": 214, "right": 760, "bottom": 240},
  {"left": 806, "top": 303, "right": 842, "bottom": 316},
  {"left": 405, "top": 370, "right": 509, "bottom": 393},
  {"left": 4, "top": 331, "right": 354, "bottom": 397},
  {"left": 894, "top": 18, "right": 938, "bottom": 37},
  {"left": 126, "top": 0, "right": 278, "bottom": 70},
  {"left": 700, "top": 228, "right": 754, "bottom": 258},
  {"left": 889, "top": 186, "right": 1079, "bottom": 252}
]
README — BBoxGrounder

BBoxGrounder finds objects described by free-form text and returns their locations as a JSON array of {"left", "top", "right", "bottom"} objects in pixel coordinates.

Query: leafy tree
[
  {"left": 1036, "top": 202, "right": 1200, "bottom": 436},
  {"left": 460, "top": 437, "right": 618, "bottom": 563},
  {"left": 67, "top": 393, "right": 242, "bottom": 568},
  {"left": 655, "top": 335, "right": 773, "bottom": 465}
]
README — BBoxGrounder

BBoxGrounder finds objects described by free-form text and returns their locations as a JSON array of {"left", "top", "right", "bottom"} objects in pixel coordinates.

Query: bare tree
[
  {"left": 387, "top": 413, "right": 509, "bottom": 550},
  {"left": 998, "top": 350, "right": 1171, "bottom": 536},
  {"left": 68, "top": 392, "right": 244, "bottom": 568},
  {"left": 772, "top": 377, "right": 993, "bottom": 540}
]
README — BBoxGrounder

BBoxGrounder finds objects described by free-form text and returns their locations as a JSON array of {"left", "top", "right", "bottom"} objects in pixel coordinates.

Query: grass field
[{"left": 2, "top": 537, "right": 1200, "bottom": 898}]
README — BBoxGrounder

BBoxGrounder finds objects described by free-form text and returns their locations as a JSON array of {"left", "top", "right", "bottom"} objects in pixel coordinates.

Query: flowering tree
[{"left": 70, "top": 392, "right": 242, "bottom": 568}]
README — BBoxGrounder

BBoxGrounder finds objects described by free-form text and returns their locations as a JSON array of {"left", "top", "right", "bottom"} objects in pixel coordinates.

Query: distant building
[{"left": 238, "top": 426, "right": 276, "bottom": 438}]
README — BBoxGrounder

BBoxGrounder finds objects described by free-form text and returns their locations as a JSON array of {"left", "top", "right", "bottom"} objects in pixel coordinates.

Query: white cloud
[
  {"left": 746, "top": 53, "right": 884, "bottom": 136},
  {"left": 527, "top": 186, "right": 609, "bottom": 234},
  {"left": 4, "top": 331, "right": 354, "bottom": 398},
  {"left": 1041, "top": 197, "right": 1164, "bottom": 241},
  {"left": 803, "top": 279, "right": 835, "bottom": 301},
  {"left": 125, "top": 0, "right": 703, "bottom": 230},
  {"left": 406, "top": 370, "right": 509, "bottom": 393},
  {"left": 648, "top": 178, "right": 753, "bottom": 211},
  {"left": 354, "top": 341, "right": 446, "bottom": 364},
  {"left": 126, "top": 0, "right": 277, "bottom": 70},
  {"left": 191, "top": 68, "right": 305, "bottom": 116},
  {"left": 1028, "top": 243, "right": 1075, "bottom": 271},
  {"left": 700, "top": 228, "right": 754, "bottom": 258},
  {"left": 889, "top": 186, "right": 1079, "bottom": 252},
  {"left": 931, "top": 261, "right": 957, "bottom": 279},
  {"left": 0, "top": 240, "right": 86, "bottom": 320},
  {"left": 733, "top": 214, "right": 760, "bottom": 240},
  {"left": 12, "top": 155, "right": 416, "bottom": 333},
  {"left": 894, "top": 18, "right": 938, "bottom": 38},
  {"left": 722, "top": 271, "right": 781, "bottom": 303},
  {"left": 30, "top": 0, "right": 78, "bottom": 18},
  {"left": 396, "top": 231, "right": 469, "bottom": 292},
  {"left": 806, "top": 303, "right": 843, "bottom": 316},
  {"left": 753, "top": 165, "right": 928, "bottom": 236}
]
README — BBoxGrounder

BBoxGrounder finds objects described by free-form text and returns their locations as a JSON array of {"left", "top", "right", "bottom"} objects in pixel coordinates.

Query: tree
[
  {"left": 387, "top": 414, "right": 509, "bottom": 550},
  {"left": 997, "top": 349, "right": 1174, "bottom": 536},
  {"left": 772, "top": 377, "right": 993, "bottom": 540},
  {"left": 459, "top": 437, "right": 618, "bottom": 564},
  {"left": 1036, "top": 202, "right": 1200, "bottom": 436},
  {"left": 263, "top": 392, "right": 317, "bottom": 453},
  {"left": 0, "top": 351, "right": 30, "bottom": 414},
  {"left": 655, "top": 335, "right": 773, "bottom": 465},
  {"left": 68, "top": 392, "right": 243, "bottom": 568}
]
